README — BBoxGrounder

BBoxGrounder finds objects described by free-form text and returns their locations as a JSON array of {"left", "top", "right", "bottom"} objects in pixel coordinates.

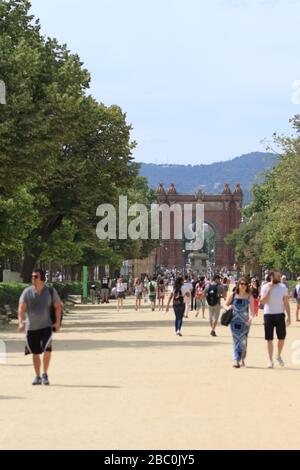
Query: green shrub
[
  {"left": 0, "top": 281, "right": 96, "bottom": 308},
  {"left": 48, "top": 281, "right": 101, "bottom": 299},
  {"left": 288, "top": 281, "right": 296, "bottom": 292},
  {"left": 48, "top": 281, "right": 83, "bottom": 299},
  {"left": 0, "top": 283, "right": 28, "bottom": 310}
]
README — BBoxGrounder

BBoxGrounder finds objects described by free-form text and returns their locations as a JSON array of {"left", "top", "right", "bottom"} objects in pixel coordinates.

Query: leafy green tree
[
  {"left": 0, "top": 1, "right": 137, "bottom": 281},
  {"left": 0, "top": 185, "right": 39, "bottom": 260},
  {"left": 204, "top": 228, "right": 216, "bottom": 262},
  {"left": 226, "top": 115, "right": 300, "bottom": 274},
  {"left": 0, "top": 0, "right": 90, "bottom": 193},
  {"left": 40, "top": 220, "right": 83, "bottom": 267},
  {"left": 225, "top": 213, "right": 264, "bottom": 270}
]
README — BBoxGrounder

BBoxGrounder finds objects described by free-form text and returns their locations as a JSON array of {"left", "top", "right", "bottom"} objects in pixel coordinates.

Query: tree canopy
[
  {"left": 0, "top": 1, "right": 156, "bottom": 281},
  {"left": 226, "top": 116, "right": 300, "bottom": 274}
]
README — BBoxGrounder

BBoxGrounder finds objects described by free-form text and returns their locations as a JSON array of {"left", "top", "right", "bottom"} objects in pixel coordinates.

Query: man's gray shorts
[
  {"left": 101, "top": 288, "right": 109, "bottom": 300},
  {"left": 209, "top": 305, "right": 221, "bottom": 322}
]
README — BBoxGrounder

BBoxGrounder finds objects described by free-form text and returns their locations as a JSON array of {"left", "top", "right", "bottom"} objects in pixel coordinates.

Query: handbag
[{"left": 221, "top": 307, "right": 233, "bottom": 327}]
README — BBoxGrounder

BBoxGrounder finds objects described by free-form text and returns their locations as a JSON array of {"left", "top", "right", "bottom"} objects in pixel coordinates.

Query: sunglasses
[
  {"left": 239, "top": 282, "right": 247, "bottom": 286},
  {"left": 32, "top": 275, "right": 40, "bottom": 279}
]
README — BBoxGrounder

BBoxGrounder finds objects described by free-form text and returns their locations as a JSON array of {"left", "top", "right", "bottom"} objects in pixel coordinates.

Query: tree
[
  {"left": 0, "top": 1, "right": 137, "bottom": 281},
  {"left": 39, "top": 220, "right": 83, "bottom": 267},
  {"left": 38, "top": 177, "right": 157, "bottom": 275},
  {"left": 204, "top": 227, "right": 216, "bottom": 262},
  {"left": 0, "top": 185, "right": 39, "bottom": 260},
  {"left": 0, "top": 0, "right": 91, "bottom": 193},
  {"left": 225, "top": 213, "right": 264, "bottom": 271},
  {"left": 226, "top": 115, "right": 300, "bottom": 274}
]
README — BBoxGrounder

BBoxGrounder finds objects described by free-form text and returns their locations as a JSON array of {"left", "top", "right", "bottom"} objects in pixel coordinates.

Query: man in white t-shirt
[{"left": 261, "top": 270, "right": 291, "bottom": 369}]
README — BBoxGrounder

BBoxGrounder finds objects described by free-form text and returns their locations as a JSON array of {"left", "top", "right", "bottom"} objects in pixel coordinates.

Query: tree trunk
[
  {"left": 70, "top": 266, "right": 76, "bottom": 282},
  {"left": 21, "top": 215, "right": 64, "bottom": 283},
  {"left": 89, "top": 266, "right": 94, "bottom": 281},
  {"left": 21, "top": 250, "right": 43, "bottom": 284},
  {"left": 0, "top": 257, "right": 4, "bottom": 283}
]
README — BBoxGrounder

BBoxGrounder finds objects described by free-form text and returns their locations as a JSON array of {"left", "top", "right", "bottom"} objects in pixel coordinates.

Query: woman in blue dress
[{"left": 226, "top": 278, "right": 255, "bottom": 368}]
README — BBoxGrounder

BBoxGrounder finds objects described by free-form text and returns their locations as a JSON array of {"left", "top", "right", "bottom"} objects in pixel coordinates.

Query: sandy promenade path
[{"left": 1, "top": 298, "right": 300, "bottom": 450}]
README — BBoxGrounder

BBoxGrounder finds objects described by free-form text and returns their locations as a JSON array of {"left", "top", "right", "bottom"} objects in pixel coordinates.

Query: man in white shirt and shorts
[{"left": 261, "top": 270, "right": 291, "bottom": 369}]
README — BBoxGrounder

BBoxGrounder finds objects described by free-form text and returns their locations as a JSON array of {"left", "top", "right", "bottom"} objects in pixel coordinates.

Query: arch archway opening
[{"left": 184, "top": 223, "right": 217, "bottom": 276}]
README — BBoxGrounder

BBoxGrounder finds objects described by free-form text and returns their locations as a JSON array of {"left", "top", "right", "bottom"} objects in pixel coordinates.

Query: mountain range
[{"left": 139, "top": 152, "right": 278, "bottom": 204}]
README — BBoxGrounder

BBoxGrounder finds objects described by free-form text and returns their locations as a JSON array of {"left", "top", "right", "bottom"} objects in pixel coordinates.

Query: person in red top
[
  {"left": 195, "top": 276, "right": 206, "bottom": 319},
  {"left": 250, "top": 278, "right": 260, "bottom": 317}
]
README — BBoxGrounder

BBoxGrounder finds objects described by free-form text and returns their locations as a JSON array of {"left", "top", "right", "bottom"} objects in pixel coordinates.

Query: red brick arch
[{"left": 155, "top": 183, "right": 243, "bottom": 270}]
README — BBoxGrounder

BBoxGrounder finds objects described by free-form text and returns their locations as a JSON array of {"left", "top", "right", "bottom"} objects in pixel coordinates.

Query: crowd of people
[
  {"left": 17, "top": 267, "right": 300, "bottom": 385},
  {"left": 164, "top": 271, "right": 299, "bottom": 369},
  {"left": 116, "top": 270, "right": 300, "bottom": 370}
]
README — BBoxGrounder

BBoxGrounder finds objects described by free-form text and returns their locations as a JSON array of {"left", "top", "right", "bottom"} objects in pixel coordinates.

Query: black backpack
[
  {"left": 173, "top": 288, "right": 184, "bottom": 305},
  {"left": 293, "top": 287, "right": 299, "bottom": 300},
  {"left": 48, "top": 287, "right": 63, "bottom": 331},
  {"left": 206, "top": 284, "right": 219, "bottom": 307}
]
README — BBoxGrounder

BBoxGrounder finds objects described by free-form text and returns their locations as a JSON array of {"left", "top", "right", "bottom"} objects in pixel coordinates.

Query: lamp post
[
  {"left": 210, "top": 249, "right": 215, "bottom": 276},
  {"left": 182, "top": 250, "right": 186, "bottom": 275},
  {"left": 82, "top": 266, "right": 88, "bottom": 304}
]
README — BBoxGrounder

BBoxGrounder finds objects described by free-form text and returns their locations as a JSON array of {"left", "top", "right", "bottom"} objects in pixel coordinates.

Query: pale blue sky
[{"left": 30, "top": 0, "right": 300, "bottom": 164}]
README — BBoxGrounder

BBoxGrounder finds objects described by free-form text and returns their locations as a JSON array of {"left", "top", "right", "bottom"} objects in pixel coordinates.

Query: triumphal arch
[{"left": 155, "top": 182, "right": 243, "bottom": 270}]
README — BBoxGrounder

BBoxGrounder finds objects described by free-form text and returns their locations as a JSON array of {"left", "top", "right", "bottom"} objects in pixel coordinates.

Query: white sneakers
[
  {"left": 267, "top": 357, "right": 285, "bottom": 369},
  {"left": 277, "top": 356, "right": 285, "bottom": 367}
]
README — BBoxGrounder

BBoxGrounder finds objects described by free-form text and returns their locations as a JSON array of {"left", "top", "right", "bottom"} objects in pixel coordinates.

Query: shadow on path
[
  {"left": 6, "top": 338, "right": 227, "bottom": 353},
  {"left": 1, "top": 364, "right": 32, "bottom": 367},
  {"left": 51, "top": 384, "right": 120, "bottom": 389},
  {"left": 246, "top": 366, "right": 300, "bottom": 372},
  {"left": 62, "top": 319, "right": 210, "bottom": 334},
  {"left": 0, "top": 396, "right": 26, "bottom": 400}
]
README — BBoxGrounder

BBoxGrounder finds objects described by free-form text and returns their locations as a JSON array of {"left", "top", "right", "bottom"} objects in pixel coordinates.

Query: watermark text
[{"left": 96, "top": 197, "right": 205, "bottom": 251}]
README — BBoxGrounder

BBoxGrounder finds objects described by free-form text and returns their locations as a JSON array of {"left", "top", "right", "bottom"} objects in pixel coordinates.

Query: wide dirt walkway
[{"left": 1, "top": 299, "right": 300, "bottom": 450}]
